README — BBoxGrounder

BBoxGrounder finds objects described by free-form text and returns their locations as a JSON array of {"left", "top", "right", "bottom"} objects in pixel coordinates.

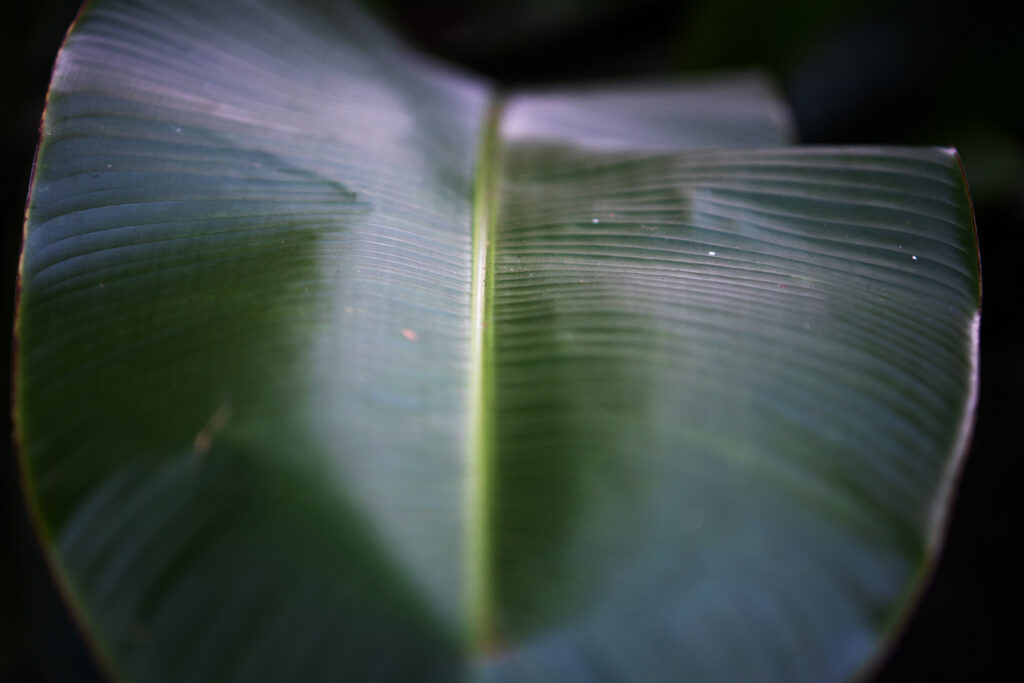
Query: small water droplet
[
  {"left": 105, "top": 163, "right": 112, "bottom": 168},
  {"left": 803, "top": 322, "right": 812, "bottom": 330},
  {"left": 708, "top": 251, "right": 716, "bottom": 256},
  {"left": 912, "top": 255, "right": 918, "bottom": 260},
  {"left": 175, "top": 127, "right": 182, "bottom": 134}
]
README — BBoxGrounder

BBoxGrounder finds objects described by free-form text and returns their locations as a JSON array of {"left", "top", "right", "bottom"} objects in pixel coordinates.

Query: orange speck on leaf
[{"left": 401, "top": 328, "right": 417, "bottom": 341}]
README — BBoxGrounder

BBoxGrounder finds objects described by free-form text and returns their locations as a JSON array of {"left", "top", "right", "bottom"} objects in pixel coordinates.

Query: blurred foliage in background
[{"left": 2, "top": 0, "right": 1020, "bottom": 680}]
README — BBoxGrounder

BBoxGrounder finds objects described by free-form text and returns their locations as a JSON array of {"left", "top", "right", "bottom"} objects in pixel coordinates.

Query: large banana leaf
[{"left": 14, "top": 1, "right": 980, "bottom": 681}]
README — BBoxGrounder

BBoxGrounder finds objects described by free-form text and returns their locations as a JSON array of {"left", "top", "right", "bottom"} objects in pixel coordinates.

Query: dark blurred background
[{"left": 2, "top": 0, "right": 1020, "bottom": 680}]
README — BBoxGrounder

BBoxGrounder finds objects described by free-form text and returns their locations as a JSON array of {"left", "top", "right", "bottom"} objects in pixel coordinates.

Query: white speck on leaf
[{"left": 708, "top": 251, "right": 716, "bottom": 256}]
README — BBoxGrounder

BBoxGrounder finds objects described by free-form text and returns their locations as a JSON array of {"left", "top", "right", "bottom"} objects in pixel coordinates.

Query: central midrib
[{"left": 465, "top": 96, "right": 505, "bottom": 652}]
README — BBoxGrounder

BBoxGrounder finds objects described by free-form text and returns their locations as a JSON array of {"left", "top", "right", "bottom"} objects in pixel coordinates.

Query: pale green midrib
[{"left": 465, "top": 96, "right": 505, "bottom": 651}]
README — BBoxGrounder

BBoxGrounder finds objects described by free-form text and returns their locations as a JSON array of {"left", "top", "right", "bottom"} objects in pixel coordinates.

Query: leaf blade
[
  {"left": 484, "top": 143, "right": 979, "bottom": 680},
  {"left": 19, "top": 0, "right": 490, "bottom": 678}
]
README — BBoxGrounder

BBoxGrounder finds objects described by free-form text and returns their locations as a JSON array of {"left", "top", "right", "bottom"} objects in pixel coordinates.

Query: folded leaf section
[
  {"left": 484, "top": 144, "right": 979, "bottom": 681},
  {"left": 503, "top": 74, "right": 795, "bottom": 151},
  {"left": 16, "top": 0, "right": 487, "bottom": 679}
]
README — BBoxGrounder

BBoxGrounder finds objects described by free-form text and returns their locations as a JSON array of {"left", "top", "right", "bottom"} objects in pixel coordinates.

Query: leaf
[{"left": 14, "top": 1, "right": 980, "bottom": 682}]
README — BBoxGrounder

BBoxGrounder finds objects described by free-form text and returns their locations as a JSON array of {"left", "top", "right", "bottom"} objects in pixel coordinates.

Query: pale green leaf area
[{"left": 14, "top": 0, "right": 980, "bottom": 682}]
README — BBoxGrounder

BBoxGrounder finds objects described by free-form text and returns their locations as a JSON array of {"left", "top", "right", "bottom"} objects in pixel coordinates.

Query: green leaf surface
[
  {"left": 14, "top": 1, "right": 980, "bottom": 682},
  {"left": 484, "top": 144, "right": 978, "bottom": 682}
]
